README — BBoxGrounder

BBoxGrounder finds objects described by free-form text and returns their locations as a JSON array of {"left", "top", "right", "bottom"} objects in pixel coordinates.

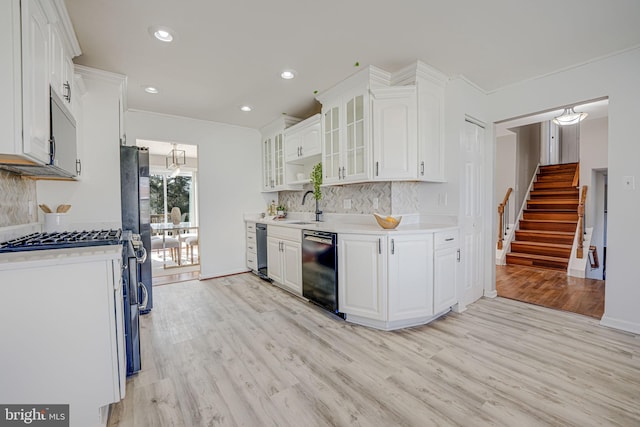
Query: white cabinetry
[
  {"left": 434, "top": 230, "right": 459, "bottom": 313},
  {"left": 339, "top": 228, "right": 458, "bottom": 330},
  {"left": 0, "top": 0, "right": 81, "bottom": 175},
  {"left": 314, "top": 61, "right": 447, "bottom": 185},
  {"left": 21, "top": 0, "right": 50, "bottom": 164},
  {"left": 260, "top": 116, "right": 300, "bottom": 191},
  {"left": 267, "top": 225, "right": 302, "bottom": 295},
  {"left": 0, "top": 247, "right": 125, "bottom": 427},
  {"left": 246, "top": 222, "right": 257, "bottom": 272},
  {"left": 392, "top": 61, "right": 447, "bottom": 182},
  {"left": 388, "top": 233, "right": 434, "bottom": 321},
  {"left": 49, "top": 23, "right": 73, "bottom": 107},
  {"left": 371, "top": 86, "right": 417, "bottom": 180},
  {"left": 338, "top": 234, "right": 387, "bottom": 320},
  {"left": 284, "top": 114, "right": 321, "bottom": 184},
  {"left": 317, "top": 66, "right": 389, "bottom": 185}
]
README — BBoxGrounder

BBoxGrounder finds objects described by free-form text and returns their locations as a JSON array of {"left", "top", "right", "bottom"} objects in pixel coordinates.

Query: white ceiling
[{"left": 65, "top": 0, "right": 640, "bottom": 130}]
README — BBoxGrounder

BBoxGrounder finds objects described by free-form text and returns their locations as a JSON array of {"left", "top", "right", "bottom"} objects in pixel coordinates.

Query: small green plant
[
  {"left": 310, "top": 162, "right": 322, "bottom": 200},
  {"left": 276, "top": 203, "right": 287, "bottom": 212}
]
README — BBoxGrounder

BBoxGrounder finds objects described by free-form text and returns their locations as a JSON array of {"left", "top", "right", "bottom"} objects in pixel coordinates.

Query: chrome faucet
[{"left": 302, "top": 190, "right": 322, "bottom": 222}]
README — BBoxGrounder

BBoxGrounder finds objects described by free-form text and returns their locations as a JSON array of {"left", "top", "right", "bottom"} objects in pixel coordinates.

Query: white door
[{"left": 460, "top": 119, "right": 485, "bottom": 306}]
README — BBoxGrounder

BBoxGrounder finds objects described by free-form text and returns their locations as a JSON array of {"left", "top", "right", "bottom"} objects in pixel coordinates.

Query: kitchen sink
[{"left": 286, "top": 221, "right": 316, "bottom": 225}]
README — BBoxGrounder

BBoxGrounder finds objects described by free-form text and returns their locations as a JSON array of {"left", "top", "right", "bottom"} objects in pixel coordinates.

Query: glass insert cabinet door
[
  {"left": 263, "top": 137, "right": 274, "bottom": 189},
  {"left": 345, "top": 94, "right": 366, "bottom": 178},
  {"left": 323, "top": 105, "right": 340, "bottom": 182},
  {"left": 274, "top": 133, "right": 285, "bottom": 187}
]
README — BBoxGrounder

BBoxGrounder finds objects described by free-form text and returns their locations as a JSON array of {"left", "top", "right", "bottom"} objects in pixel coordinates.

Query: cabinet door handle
[
  {"left": 457, "top": 249, "right": 461, "bottom": 262},
  {"left": 420, "top": 161, "right": 425, "bottom": 176},
  {"left": 391, "top": 238, "right": 395, "bottom": 255},
  {"left": 248, "top": 245, "right": 254, "bottom": 250},
  {"left": 378, "top": 238, "right": 381, "bottom": 254},
  {"left": 49, "top": 136, "right": 56, "bottom": 165},
  {"left": 300, "top": 146, "right": 303, "bottom": 156},
  {"left": 375, "top": 161, "right": 379, "bottom": 176},
  {"left": 445, "top": 237, "right": 454, "bottom": 242},
  {"left": 76, "top": 159, "right": 82, "bottom": 176}
]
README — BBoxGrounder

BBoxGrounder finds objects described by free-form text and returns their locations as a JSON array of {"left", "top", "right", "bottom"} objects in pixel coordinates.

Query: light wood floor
[
  {"left": 108, "top": 273, "right": 640, "bottom": 427},
  {"left": 496, "top": 265, "right": 605, "bottom": 318}
]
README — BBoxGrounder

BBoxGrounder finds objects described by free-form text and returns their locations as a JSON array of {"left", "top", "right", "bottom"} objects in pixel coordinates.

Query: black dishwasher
[
  {"left": 302, "top": 230, "right": 342, "bottom": 317},
  {"left": 256, "top": 223, "right": 269, "bottom": 280}
]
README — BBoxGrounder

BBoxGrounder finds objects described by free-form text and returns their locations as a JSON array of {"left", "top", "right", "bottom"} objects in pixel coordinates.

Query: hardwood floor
[
  {"left": 496, "top": 264, "right": 605, "bottom": 318},
  {"left": 153, "top": 270, "right": 200, "bottom": 287},
  {"left": 108, "top": 273, "right": 639, "bottom": 427}
]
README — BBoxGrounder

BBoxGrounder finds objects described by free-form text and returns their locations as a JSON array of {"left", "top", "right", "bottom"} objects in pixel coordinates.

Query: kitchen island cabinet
[{"left": 0, "top": 245, "right": 125, "bottom": 427}]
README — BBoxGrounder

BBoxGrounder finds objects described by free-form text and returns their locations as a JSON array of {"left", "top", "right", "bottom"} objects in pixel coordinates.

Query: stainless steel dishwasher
[{"left": 302, "top": 230, "right": 342, "bottom": 317}]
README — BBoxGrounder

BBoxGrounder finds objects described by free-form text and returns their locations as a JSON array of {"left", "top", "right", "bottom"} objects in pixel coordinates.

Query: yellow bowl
[{"left": 373, "top": 213, "right": 402, "bottom": 229}]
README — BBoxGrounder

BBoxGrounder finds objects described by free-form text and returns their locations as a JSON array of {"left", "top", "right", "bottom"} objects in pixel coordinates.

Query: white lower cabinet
[
  {"left": 339, "top": 229, "right": 458, "bottom": 330},
  {"left": 338, "top": 234, "right": 387, "bottom": 320},
  {"left": 434, "top": 230, "right": 459, "bottom": 313},
  {"left": 267, "top": 225, "right": 302, "bottom": 295},
  {"left": 388, "top": 234, "right": 434, "bottom": 321}
]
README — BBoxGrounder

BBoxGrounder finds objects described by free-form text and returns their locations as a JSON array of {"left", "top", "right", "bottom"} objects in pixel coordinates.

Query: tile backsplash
[
  {"left": 278, "top": 181, "right": 419, "bottom": 216},
  {"left": 0, "top": 170, "right": 37, "bottom": 227}
]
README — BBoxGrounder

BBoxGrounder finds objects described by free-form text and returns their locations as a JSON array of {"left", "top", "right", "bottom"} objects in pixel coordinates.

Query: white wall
[
  {"left": 486, "top": 47, "right": 640, "bottom": 334},
  {"left": 126, "top": 110, "right": 265, "bottom": 279},
  {"left": 495, "top": 134, "right": 517, "bottom": 222},
  {"left": 37, "top": 68, "right": 124, "bottom": 230},
  {"left": 579, "top": 116, "right": 608, "bottom": 280}
]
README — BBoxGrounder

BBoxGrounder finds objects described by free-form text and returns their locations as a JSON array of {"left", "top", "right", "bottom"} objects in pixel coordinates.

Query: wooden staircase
[{"left": 506, "top": 163, "right": 579, "bottom": 270}]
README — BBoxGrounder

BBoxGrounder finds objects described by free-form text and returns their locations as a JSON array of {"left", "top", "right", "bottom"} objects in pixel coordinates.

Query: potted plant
[
  {"left": 310, "top": 162, "right": 322, "bottom": 200},
  {"left": 276, "top": 203, "right": 287, "bottom": 218}
]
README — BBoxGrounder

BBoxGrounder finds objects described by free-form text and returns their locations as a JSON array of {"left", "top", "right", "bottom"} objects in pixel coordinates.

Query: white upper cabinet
[
  {"left": 371, "top": 86, "right": 417, "bottom": 180},
  {"left": 392, "top": 61, "right": 447, "bottom": 182},
  {"left": 21, "top": 0, "right": 51, "bottom": 164},
  {"left": 0, "top": 0, "right": 81, "bottom": 173},
  {"left": 260, "top": 116, "right": 301, "bottom": 192},
  {"left": 317, "top": 66, "right": 389, "bottom": 185},
  {"left": 315, "top": 61, "right": 447, "bottom": 184},
  {"left": 284, "top": 114, "right": 321, "bottom": 185}
]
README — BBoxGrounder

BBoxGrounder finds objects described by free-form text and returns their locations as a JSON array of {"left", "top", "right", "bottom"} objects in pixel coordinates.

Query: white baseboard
[
  {"left": 484, "top": 289, "right": 498, "bottom": 298},
  {"left": 600, "top": 315, "right": 640, "bottom": 335}
]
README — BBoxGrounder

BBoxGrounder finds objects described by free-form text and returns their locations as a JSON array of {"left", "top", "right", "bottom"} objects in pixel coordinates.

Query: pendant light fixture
[
  {"left": 166, "top": 143, "right": 186, "bottom": 170},
  {"left": 552, "top": 107, "right": 588, "bottom": 126}
]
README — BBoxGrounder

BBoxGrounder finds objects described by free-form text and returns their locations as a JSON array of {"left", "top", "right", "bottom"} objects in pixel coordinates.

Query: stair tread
[
  {"left": 512, "top": 240, "right": 573, "bottom": 249},
  {"left": 516, "top": 230, "right": 574, "bottom": 236},
  {"left": 506, "top": 252, "right": 569, "bottom": 262},
  {"left": 521, "top": 219, "right": 577, "bottom": 223},
  {"left": 528, "top": 199, "right": 578, "bottom": 203},
  {"left": 524, "top": 209, "right": 579, "bottom": 212}
]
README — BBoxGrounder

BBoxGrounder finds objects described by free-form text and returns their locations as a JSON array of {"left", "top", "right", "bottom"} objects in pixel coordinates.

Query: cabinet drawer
[
  {"left": 246, "top": 222, "right": 256, "bottom": 233},
  {"left": 246, "top": 252, "right": 257, "bottom": 270},
  {"left": 435, "top": 230, "right": 459, "bottom": 249},
  {"left": 246, "top": 233, "right": 257, "bottom": 254},
  {"left": 268, "top": 225, "right": 301, "bottom": 242}
]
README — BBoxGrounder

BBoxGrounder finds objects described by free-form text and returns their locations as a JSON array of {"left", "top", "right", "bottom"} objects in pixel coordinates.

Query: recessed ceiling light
[
  {"left": 143, "top": 86, "right": 159, "bottom": 94},
  {"left": 240, "top": 105, "right": 252, "bottom": 112},
  {"left": 280, "top": 70, "right": 296, "bottom": 80},
  {"left": 148, "top": 26, "right": 175, "bottom": 43}
]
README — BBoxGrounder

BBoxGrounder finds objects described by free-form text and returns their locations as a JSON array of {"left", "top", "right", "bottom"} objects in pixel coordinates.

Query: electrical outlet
[
  {"left": 373, "top": 198, "right": 379, "bottom": 209},
  {"left": 343, "top": 199, "right": 352, "bottom": 209},
  {"left": 623, "top": 176, "right": 635, "bottom": 190}
]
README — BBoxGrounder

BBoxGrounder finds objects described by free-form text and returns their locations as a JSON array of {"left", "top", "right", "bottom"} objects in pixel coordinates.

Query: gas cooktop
[{"left": 0, "top": 229, "right": 123, "bottom": 253}]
